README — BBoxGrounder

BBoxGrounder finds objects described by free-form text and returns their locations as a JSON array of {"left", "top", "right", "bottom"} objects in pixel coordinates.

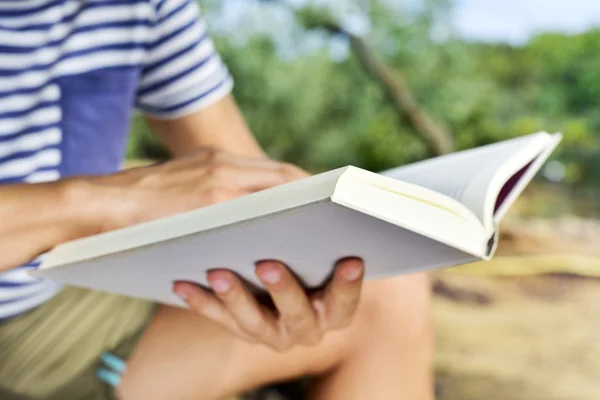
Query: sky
[
  {"left": 453, "top": 0, "right": 600, "bottom": 44},
  {"left": 212, "top": 0, "right": 600, "bottom": 48}
]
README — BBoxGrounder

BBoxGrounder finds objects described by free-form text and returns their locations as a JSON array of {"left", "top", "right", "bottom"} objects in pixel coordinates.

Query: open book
[{"left": 33, "top": 131, "right": 562, "bottom": 307}]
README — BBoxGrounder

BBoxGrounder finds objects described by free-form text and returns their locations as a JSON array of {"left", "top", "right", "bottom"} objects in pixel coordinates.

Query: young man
[{"left": 0, "top": 1, "right": 434, "bottom": 399}]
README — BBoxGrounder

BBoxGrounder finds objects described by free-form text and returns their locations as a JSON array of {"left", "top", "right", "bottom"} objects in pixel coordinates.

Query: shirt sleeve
[{"left": 136, "top": 0, "right": 234, "bottom": 119}]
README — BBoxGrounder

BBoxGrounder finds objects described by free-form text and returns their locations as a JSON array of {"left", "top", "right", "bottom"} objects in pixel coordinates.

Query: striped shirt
[{"left": 0, "top": 0, "right": 233, "bottom": 320}]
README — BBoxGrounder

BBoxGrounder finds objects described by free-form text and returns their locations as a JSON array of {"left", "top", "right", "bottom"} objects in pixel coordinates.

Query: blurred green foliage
[{"left": 126, "top": 0, "right": 600, "bottom": 186}]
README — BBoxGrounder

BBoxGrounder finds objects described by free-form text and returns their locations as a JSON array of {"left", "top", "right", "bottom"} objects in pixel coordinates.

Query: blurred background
[{"left": 127, "top": 0, "right": 600, "bottom": 399}]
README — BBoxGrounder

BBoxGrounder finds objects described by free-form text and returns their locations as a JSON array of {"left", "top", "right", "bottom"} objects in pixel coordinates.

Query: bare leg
[{"left": 117, "top": 272, "right": 434, "bottom": 400}]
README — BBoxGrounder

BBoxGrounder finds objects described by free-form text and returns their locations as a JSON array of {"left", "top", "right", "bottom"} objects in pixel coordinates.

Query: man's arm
[
  {"left": 0, "top": 151, "right": 302, "bottom": 273},
  {"left": 146, "top": 95, "right": 267, "bottom": 158},
  {"left": 0, "top": 181, "right": 104, "bottom": 272}
]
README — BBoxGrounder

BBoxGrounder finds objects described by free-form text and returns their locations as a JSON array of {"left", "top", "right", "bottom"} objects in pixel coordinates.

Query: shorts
[{"left": 0, "top": 286, "right": 156, "bottom": 400}]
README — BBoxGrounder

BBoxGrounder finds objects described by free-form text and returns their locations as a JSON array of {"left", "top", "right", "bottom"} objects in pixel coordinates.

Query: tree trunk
[
  {"left": 347, "top": 34, "right": 454, "bottom": 155},
  {"left": 286, "top": 8, "right": 455, "bottom": 155}
]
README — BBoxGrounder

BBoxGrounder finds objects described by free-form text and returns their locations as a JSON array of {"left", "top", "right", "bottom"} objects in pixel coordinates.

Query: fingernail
[
  {"left": 173, "top": 285, "right": 192, "bottom": 300},
  {"left": 342, "top": 266, "right": 362, "bottom": 281},
  {"left": 210, "top": 279, "right": 230, "bottom": 293},
  {"left": 259, "top": 266, "right": 281, "bottom": 285}
]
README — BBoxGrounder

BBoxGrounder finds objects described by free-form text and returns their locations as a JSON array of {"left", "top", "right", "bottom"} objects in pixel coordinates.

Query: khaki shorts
[{"left": 0, "top": 286, "right": 156, "bottom": 400}]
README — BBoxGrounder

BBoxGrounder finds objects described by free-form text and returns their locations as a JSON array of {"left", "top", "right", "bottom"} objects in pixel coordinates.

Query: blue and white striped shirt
[{"left": 0, "top": 0, "right": 233, "bottom": 319}]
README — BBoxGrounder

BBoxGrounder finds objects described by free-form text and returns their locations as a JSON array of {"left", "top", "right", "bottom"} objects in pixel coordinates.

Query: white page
[
  {"left": 379, "top": 132, "right": 554, "bottom": 226},
  {"left": 448, "top": 132, "right": 560, "bottom": 231},
  {"left": 491, "top": 133, "right": 562, "bottom": 223},
  {"left": 336, "top": 168, "right": 487, "bottom": 257}
]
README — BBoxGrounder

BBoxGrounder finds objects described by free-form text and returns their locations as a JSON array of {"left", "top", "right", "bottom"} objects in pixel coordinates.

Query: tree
[
  {"left": 270, "top": 1, "right": 455, "bottom": 156},
  {"left": 126, "top": 0, "right": 600, "bottom": 189}
]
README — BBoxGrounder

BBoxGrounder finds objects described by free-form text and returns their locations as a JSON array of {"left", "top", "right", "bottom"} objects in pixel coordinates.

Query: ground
[
  {"left": 433, "top": 216, "right": 600, "bottom": 400},
  {"left": 434, "top": 272, "right": 600, "bottom": 400},
  {"left": 227, "top": 219, "right": 600, "bottom": 400}
]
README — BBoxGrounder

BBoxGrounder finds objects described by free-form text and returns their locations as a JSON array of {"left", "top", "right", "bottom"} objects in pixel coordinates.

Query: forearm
[
  {"left": 0, "top": 180, "right": 110, "bottom": 272},
  {"left": 0, "top": 149, "right": 304, "bottom": 273},
  {"left": 1, "top": 95, "right": 277, "bottom": 273}
]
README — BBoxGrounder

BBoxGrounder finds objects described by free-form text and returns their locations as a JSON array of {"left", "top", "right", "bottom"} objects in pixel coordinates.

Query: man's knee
[
  {"left": 358, "top": 272, "right": 432, "bottom": 333},
  {"left": 314, "top": 272, "right": 433, "bottom": 372}
]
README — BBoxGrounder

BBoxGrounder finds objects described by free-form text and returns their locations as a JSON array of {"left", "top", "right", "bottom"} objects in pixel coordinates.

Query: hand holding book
[
  {"left": 34, "top": 132, "right": 563, "bottom": 313},
  {"left": 174, "top": 258, "right": 364, "bottom": 350},
  {"left": 2, "top": 144, "right": 370, "bottom": 349},
  {"left": 90, "top": 147, "right": 310, "bottom": 231},
  {"left": 0, "top": 147, "right": 308, "bottom": 273}
]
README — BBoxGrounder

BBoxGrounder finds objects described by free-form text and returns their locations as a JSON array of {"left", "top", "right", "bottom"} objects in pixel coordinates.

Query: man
[{"left": 0, "top": 0, "right": 434, "bottom": 399}]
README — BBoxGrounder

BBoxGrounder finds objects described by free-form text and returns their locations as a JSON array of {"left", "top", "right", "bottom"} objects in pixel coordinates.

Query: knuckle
[
  {"left": 204, "top": 187, "right": 230, "bottom": 204},
  {"left": 300, "top": 331, "right": 323, "bottom": 347},
  {"left": 204, "top": 187, "right": 220, "bottom": 203},
  {"left": 283, "top": 310, "right": 307, "bottom": 326},
  {"left": 282, "top": 311, "right": 322, "bottom": 344},
  {"left": 204, "top": 162, "right": 219, "bottom": 178},
  {"left": 335, "top": 315, "right": 354, "bottom": 330},
  {"left": 280, "top": 163, "right": 307, "bottom": 181},
  {"left": 279, "top": 163, "right": 296, "bottom": 177},
  {"left": 137, "top": 169, "right": 163, "bottom": 188},
  {"left": 283, "top": 312, "right": 313, "bottom": 334},
  {"left": 326, "top": 310, "right": 354, "bottom": 331},
  {"left": 199, "top": 146, "right": 220, "bottom": 162},
  {"left": 342, "top": 296, "right": 360, "bottom": 313},
  {"left": 332, "top": 290, "right": 360, "bottom": 312},
  {"left": 272, "top": 338, "right": 293, "bottom": 352},
  {"left": 239, "top": 333, "right": 259, "bottom": 344},
  {"left": 242, "top": 327, "right": 261, "bottom": 339},
  {"left": 200, "top": 149, "right": 227, "bottom": 172},
  {"left": 186, "top": 296, "right": 210, "bottom": 314},
  {"left": 239, "top": 316, "right": 265, "bottom": 337},
  {"left": 205, "top": 162, "right": 230, "bottom": 183},
  {"left": 280, "top": 162, "right": 296, "bottom": 171}
]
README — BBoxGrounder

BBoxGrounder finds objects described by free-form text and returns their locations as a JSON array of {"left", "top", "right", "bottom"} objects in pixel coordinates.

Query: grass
[{"left": 434, "top": 217, "right": 600, "bottom": 400}]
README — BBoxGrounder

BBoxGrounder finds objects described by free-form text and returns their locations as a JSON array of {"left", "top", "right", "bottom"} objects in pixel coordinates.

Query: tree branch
[
  {"left": 285, "top": 4, "right": 455, "bottom": 155},
  {"left": 347, "top": 33, "right": 454, "bottom": 155}
]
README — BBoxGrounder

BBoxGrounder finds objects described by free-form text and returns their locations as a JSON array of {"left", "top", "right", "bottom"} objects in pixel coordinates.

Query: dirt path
[{"left": 433, "top": 272, "right": 600, "bottom": 400}]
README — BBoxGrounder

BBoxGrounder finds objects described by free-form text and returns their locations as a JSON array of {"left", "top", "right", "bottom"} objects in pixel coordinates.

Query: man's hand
[
  {"left": 143, "top": 98, "right": 365, "bottom": 351},
  {"left": 111, "top": 147, "right": 364, "bottom": 350},
  {"left": 173, "top": 258, "right": 365, "bottom": 351},
  {"left": 0, "top": 148, "right": 307, "bottom": 272},
  {"left": 94, "top": 147, "right": 309, "bottom": 231},
  {"left": 1, "top": 145, "right": 366, "bottom": 349}
]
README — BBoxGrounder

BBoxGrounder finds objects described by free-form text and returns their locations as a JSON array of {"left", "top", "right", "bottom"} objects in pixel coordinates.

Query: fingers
[
  {"left": 172, "top": 281, "right": 255, "bottom": 342},
  {"left": 322, "top": 257, "right": 364, "bottom": 330},
  {"left": 115, "top": 148, "right": 312, "bottom": 232},
  {"left": 195, "top": 147, "right": 306, "bottom": 177},
  {"left": 188, "top": 148, "right": 310, "bottom": 191},
  {"left": 222, "top": 165, "right": 293, "bottom": 192},
  {"left": 216, "top": 160, "right": 309, "bottom": 192},
  {"left": 174, "top": 257, "right": 364, "bottom": 352},
  {"left": 255, "top": 261, "right": 321, "bottom": 346},
  {"left": 205, "top": 270, "right": 285, "bottom": 348}
]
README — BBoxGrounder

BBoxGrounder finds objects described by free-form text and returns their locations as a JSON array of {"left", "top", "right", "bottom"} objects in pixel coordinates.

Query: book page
[
  {"left": 380, "top": 132, "right": 556, "bottom": 229},
  {"left": 491, "top": 133, "right": 562, "bottom": 223},
  {"left": 335, "top": 167, "right": 488, "bottom": 258}
]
